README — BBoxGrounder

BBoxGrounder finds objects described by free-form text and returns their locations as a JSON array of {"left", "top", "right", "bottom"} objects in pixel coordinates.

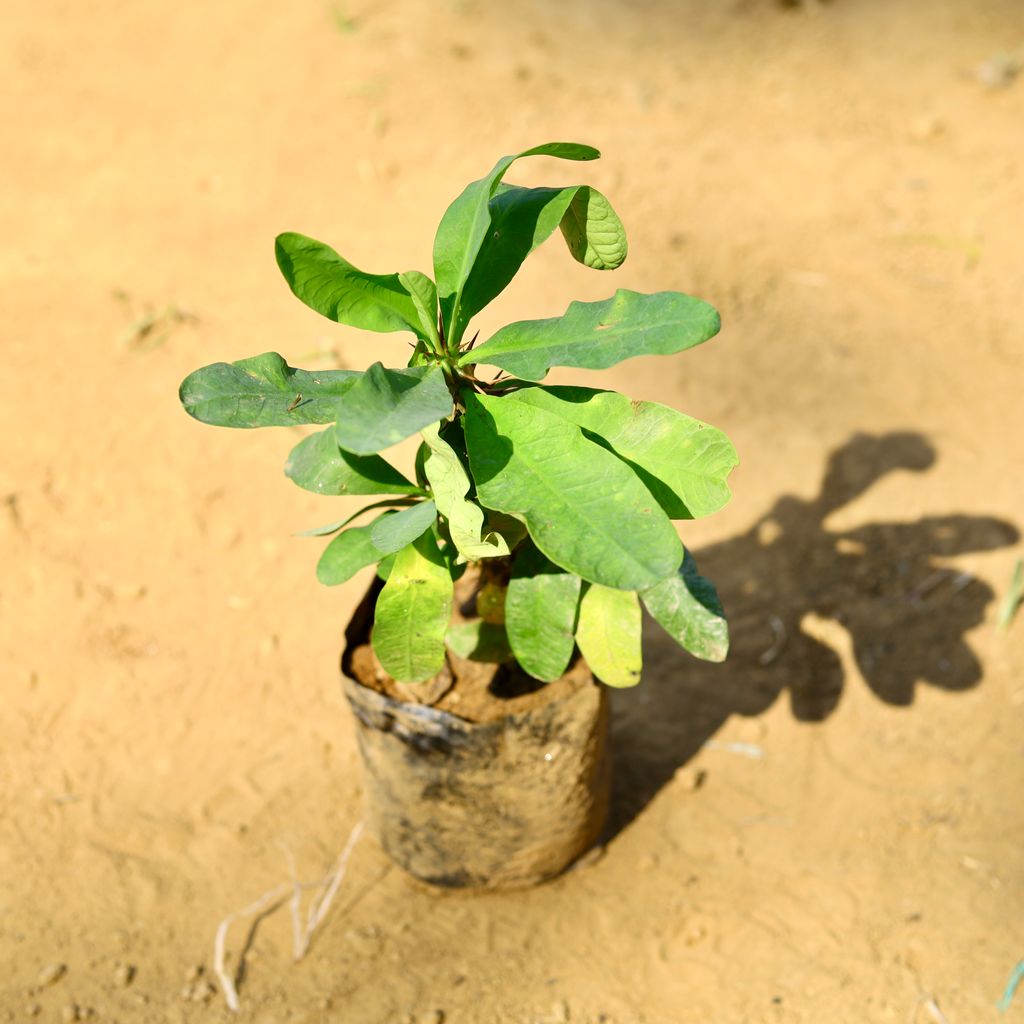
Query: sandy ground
[{"left": 2, "top": 0, "right": 1023, "bottom": 1021}]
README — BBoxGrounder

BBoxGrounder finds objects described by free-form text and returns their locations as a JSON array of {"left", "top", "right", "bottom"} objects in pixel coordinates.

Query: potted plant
[{"left": 179, "top": 142, "right": 737, "bottom": 889}]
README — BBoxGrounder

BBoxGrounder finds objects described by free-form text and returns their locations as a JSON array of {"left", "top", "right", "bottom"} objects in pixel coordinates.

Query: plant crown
[{"left": 180, "top": 142, "right": 738, "bottom": 687}]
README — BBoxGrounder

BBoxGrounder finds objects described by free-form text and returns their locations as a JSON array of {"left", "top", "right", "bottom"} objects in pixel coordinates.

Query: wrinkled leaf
[
  {"left": 462, "top": 289, "right": 720, "bottom": 382},
  {"left": 463, "top": 392, "right": 682, "bottom": 590},
  {"left": 506, "top": 386, "right": 737, "bottom": 519},
  {"left": 316, "top": 518, "right": 389, "bottom": 586},
  {"left": 285, "top": 427, "right": 420, "bottom": 497},
  {"left": 505, "top": 542, "right": 582, "bottom": 681},
  {"left": 576, "top": 584, "right": 642, "bottom": 687},
  {"left": 433, "top": 142, "right": 600, "bottom": 345},
  {"left": 558, "top": 186, "right": 627, "bottom": 270},
  {"left": 372, "top": 531, "right": 453, "bottom": 683},
  {"left": 445, "top": 621, "right": 513, "bottom": 663},
  {"left": 179, "top": 352, "right": 359, "bottom": 428},
  {"left": 369, "top": 499, "right": 437, "bottom": 554},
  {"left": 275, "top": 232, "right": 428, "bottom": 337},
  {"left": 334, "top": 363, "right": 453, "bottom": 454},
  {"left": 421, "top": 421, "right": 510, "bottom": 561},
  {"left": 641, "top": 550, "right": 729, "bottom": 662}
]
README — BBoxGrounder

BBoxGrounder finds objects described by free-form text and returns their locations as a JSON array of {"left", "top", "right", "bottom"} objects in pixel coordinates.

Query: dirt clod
[
  {"left": 112, "top": 963, "right": 135, "bottom": 988},
  {"left": 37, "top": 963, "right": 66, "bottom": 987}
]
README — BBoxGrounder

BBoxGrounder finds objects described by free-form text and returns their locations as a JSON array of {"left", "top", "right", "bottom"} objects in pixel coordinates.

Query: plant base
[{"left": 341, "top": 580, "right": 611, "bottom": 890}]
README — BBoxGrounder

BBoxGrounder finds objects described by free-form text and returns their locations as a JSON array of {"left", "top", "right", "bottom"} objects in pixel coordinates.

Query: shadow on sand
[{"left": 607, "top": 432, "right": 1019, "bottom": 836}]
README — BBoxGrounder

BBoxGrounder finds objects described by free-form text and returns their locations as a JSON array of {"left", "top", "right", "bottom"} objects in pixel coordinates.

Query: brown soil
[{"left": 3, "top": 1, "right": 1023, "bottom": 1022}]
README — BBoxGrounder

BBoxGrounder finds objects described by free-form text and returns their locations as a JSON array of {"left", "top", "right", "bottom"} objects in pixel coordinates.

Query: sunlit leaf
[
  {"left": 275, "top": 232, "right": 428, "bottom": 337},
  {"left": 463, "top": 289, "right": 720, "bottom": 382},
  {"left": 506, "top": 385, "right": 737, "bottom": 519},
  {"left": 372, "top": 531, "right": 453, "bottom": 683},
  {"left": 558, "top": 186, "right": 627, "bottom": 270},
  {"left": 179, "top": 352, "right": 358, "bottom": 428},
  {"left": 316, "top": 518, "right": 389, "bottom": 586},
  {"left": 463, "top": 392, "right": 682, "bottom": 590},
  {"left": 575, "top": 583, "right": 642, "bottom": 687},
  {"left": 285, "top": 427, "right": 420, "bottom": 496},
  {"left": 433, "top": 142, "right": 600, "bottom": 345},
  {"left": 334, "top": 363, "right": 453, "bottom": 454},
  {"left": 369, "top": 499, "right": 437, "bottom": 554},
  {"left": 421, "top": 421, "right": 510, "bottom": 561},
  {"left": 397, "top": 270, "right": 441, "bottom": 348},
  {"left": 505, "top": 542, "right": 582, "bottom": 681}
]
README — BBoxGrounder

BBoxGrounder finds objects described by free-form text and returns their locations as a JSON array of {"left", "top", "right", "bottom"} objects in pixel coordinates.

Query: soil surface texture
[{"left": 2, "top": 1, "right": 1023, "bottom": 1022}]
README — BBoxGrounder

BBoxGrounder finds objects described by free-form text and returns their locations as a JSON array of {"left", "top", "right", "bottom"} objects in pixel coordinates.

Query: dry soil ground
[{"left": 2, "top": 1, "right": 1023, "bottom": 1022}]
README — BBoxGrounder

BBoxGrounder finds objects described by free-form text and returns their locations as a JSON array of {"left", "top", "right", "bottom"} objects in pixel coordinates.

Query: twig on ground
[
  {"left": 213, "top": 819, "right": 366, "bottom": 1012},
  {"left": 913, "top": 994, "right": 951, "bottom": 1024},
  {"left": 213, "top": 884, "right": 292, "bottom": 1013},
  {"left": 297, "top": 819, "right": 366, "bottom": 960}
]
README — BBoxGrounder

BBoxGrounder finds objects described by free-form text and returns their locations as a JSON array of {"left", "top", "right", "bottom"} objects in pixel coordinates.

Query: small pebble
[
  {"left": 37, "top": 963, "right": 67, "bottom": 987},
  {"left": 24, "top": 1004, "right": 40, "bottom": 1018},
  {"left": 60, "top": 1005, "right": 79, "bottom": 1023},
  {"left": 113, "top": 962, "right": 135, "bottom": 988},
  {"left": 551, "top": 999, "right": 570, "bottom": 1022},
  {"left": 184, "top": 964, "right": 204, "bottom": 984},
  {"left": 317, "top": 997, "right": 332, "bottom": 1011},
  {"left": 418, "top": 1012, "right": 445, "bottom": 1024}
]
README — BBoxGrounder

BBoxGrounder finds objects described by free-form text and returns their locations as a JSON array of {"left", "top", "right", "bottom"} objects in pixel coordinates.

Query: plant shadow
[{"left": 606, "top": 431, "right": 1019, "bottom": 838}]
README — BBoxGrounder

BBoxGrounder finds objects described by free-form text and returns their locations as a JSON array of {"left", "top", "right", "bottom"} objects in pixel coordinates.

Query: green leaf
[
  {"left": 433, "top": 142, "right": 600, "bottom": 346},
  {"left": 506, "top": 386, "right": 737, "bottom": 519},
  {"left": 453, "top": 184, "right": 627, "bottom": 343},
  {"left": 285, "top": 427, "right": 420, "bottom": 497},
  {"left": 421, "top": 422, "right": 510, "bottom": 561},
  {"left": 179, "top": 352, "right": 359, "bottom": 428},
  {"left": 334, "top": 363, "right": 453, "bottom": 454},
  {"left": 372, "top": 531, "right": 454, "bottom": 683},
  {"left": 316, "top": 518, "right": 389, "bottom": 586},
  {"left": 295, "top": 498, "right": 419, "bottom": 537},
  {"left": 454, "top": 185, "right": 578, "bottom": 341},
  {"left": 462, "top": 289, "right": 720, "bottom": 382},
  {"left": 463, "top": 392, "right": 683, "bottom": 590},
  {"left": 397, "top": 270, "right": 441, "bottom": 348},
  {"left": 640, "top": 550, "right": 729, "bottom": 662},
  {"left": 575, "top": 584, "right": 642, "bottom": 688},
  {"left": 505, "top": 543, "right": 582, "bottom": 681},
  {"left": 445, "top": 621, "right": 513, "bottom": 663},
  {"left": 369, "top": 499, "right": 437, "bottom": 554},
  {"left": 558, "top": 186, "right": 628, "bottom": 270},
  {"left": 275, "top": 232, "right": 428, "bottom": 337}
]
